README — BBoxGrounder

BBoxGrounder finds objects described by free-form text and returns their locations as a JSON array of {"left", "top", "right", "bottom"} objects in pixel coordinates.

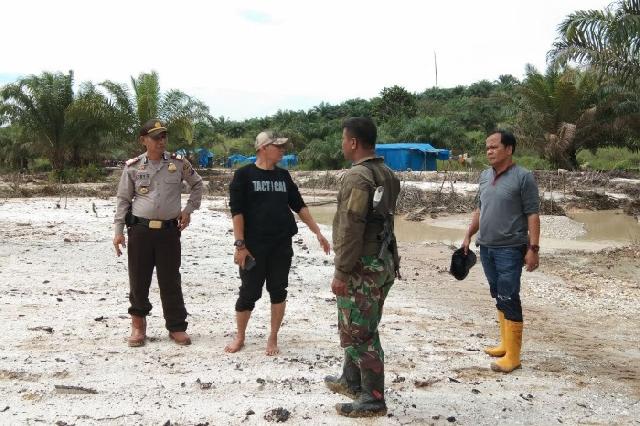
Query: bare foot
[
  {"left": 224, "top": 335, "right": 245, "bottom": 353},
  {"left": 266, "top": 334, "right": 279, "bottom": 356}
]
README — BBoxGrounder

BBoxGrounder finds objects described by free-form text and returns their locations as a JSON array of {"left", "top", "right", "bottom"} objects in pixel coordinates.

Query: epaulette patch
[
  {"left": 125, "top": 157, "right": 140, "bottom": 166},
  {"left": 171, "top": 153, "right": 184, "bottom": 160}
]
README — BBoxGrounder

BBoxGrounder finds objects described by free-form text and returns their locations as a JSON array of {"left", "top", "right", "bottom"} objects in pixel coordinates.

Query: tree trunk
[{"left": 51, "top": 147, "right": 66, "bottom": 172}]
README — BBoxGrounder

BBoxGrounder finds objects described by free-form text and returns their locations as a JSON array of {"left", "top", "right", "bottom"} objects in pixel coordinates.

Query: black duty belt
[{"left": 132, "top": 215, "right": 178, "bottom": 229}]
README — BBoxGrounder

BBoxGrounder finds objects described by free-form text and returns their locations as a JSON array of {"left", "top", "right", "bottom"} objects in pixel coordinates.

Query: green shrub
[
  {"left": 577, "top": 147, "right": 640, "bottom": 171},
  {"left": 31, "top": 158, "right": 52, "bottom": 172},
  {"left": 513, "top": 155, "right": 552, "bottom": 170},
  {"left": 48, "top": 164, "right": 107, "bottom": 183}
]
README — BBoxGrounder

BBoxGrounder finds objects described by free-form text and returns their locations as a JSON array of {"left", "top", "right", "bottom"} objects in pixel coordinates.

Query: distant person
[
  {"left": 225, "top": 130, "right": 330, "bottom": 356},
  {"left": 113, "top": 119, "right": 203, "bottom": 347},
  {"left": 326, "top": 117, "right": 400, "bottom": 417},
  {"left": 462, "top": 130, "right": 540, "bottom": 373}
]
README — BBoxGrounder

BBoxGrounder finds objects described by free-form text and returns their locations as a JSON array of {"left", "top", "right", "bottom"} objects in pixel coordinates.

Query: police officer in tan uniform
[
  {"left": 326, "top": 117, "right": 400, "bottom": 417},
  {"left": 113, "top": 119, "right": 203, "bottom": 347}
]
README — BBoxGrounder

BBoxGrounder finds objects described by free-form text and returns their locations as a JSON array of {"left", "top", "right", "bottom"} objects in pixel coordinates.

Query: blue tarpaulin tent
[
  {"left": 226, "top": 154, "right": 298, "bottom": 169},
  {"left": 375, "top": 143, "right": 450, "bottom": 171},
  {"left": 195, "top": 148, "right": 214, "bottom": 168},
  {"left": 175, "top": 148, "right": 214, "bottom": 168},
  {"left": 227, "top": 154, "right": 250, "bottom": 168},
  {"left": 279, "top": 154, "right": 298, "bottom": 169}
]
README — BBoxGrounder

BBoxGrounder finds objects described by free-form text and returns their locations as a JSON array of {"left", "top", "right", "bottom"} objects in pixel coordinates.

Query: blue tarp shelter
[
  {"left": 278, "top": 154, "right": 298, "bottom": 169},
  {"left": 226, "top": 154, "right": 298, "bottom": 169},
  {"left": 175, "top": 148, "right": 214, "bottom": 168},
  {"left": 227, "top": 154, "right": 249, "bottom": 168},
  {"left": 195, "top": 148, "right": 214, "bottom": 168},
  {"left": 375, "top": 143, "right": 450, "bottom": 171}
]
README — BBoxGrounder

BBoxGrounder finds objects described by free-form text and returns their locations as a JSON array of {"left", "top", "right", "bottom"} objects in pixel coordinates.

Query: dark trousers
[
  {"left": 127, "top": 225, "right": 188, "bottom": 332},
  {"left": 235, "top": 238, "right": 293, "bottom": 312},
  {"left": 479, "top": 245, "right": 525, "bottom": 322}
]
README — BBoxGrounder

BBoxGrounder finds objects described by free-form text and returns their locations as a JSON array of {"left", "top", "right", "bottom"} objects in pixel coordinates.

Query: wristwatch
[
  {"left": 528, "top": 244, "right": 540, "bottom": 253},
  {"left": 234, "top": 239, "right": 245, "bottom": 248}
]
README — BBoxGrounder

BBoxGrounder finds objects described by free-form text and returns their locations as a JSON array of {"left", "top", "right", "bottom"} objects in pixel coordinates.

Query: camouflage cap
[
  {"left": 255, "top": 130, "right": 290, "bottom": 151},
  {"left": 140, "top": 119, "right": 167, "bottom": 137}
]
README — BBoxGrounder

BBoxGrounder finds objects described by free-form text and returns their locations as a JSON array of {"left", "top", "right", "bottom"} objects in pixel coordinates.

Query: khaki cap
[{"left": 255, "top": 130, "right": 290, "bottom": 150}]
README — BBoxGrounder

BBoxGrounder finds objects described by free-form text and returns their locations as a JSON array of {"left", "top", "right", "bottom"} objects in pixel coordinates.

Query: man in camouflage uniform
[
  {"left": 326, "top": 117, "right": 400, "bottom": 417},
  {"left": 113, "top": 119, "right": 203, "bottom": 347}
]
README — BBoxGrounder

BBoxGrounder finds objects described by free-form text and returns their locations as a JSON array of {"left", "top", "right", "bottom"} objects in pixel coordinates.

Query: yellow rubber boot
[
  {"left": 484, "top": 310, "right": 506, "bottom": 357},
  {"left": 491, "top": 320, "right": 522, "bottom": 373}
]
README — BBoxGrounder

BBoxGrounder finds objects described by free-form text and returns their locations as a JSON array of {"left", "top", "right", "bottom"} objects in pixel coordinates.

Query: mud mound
[
  {"left": 566, "top": 190, "right": 623, "bottom": 210},
  {"left": 623, "top": 199, "right": 640, "bottom": 218},
  {"left": 398, "top": 186, "right": 476, "bottom": 219},
  {"left": 539, "top": 198, "right": 566, "bottom": 216}
]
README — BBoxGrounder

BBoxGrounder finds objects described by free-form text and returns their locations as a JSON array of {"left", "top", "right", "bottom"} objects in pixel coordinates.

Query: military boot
[
  {"left": 336, "top": 368, "right": 387, "bottom": 417},
  {"left": 324, "top": 352, "right": 361, "bottom": 399},
  {"left": 128, "top": 315, "right": 146, "bottom": 347}
]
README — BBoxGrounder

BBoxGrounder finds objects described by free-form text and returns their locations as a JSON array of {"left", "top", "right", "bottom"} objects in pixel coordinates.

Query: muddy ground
[{"left": 0, "top": 195, "right": 638, "bottom": 425}]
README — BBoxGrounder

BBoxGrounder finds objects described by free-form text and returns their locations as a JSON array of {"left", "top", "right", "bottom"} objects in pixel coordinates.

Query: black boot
[
  {"left": 324, "top": 351, "right": 361, "bottom": 399},
  {"left": 336, "top": 368, "right": 387, "bottom": 417}
]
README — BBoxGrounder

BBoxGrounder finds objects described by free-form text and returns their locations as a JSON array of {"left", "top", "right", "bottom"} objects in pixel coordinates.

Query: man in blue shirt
[{"left": 462, "top": 130, "right": 540, "bottom": 373}]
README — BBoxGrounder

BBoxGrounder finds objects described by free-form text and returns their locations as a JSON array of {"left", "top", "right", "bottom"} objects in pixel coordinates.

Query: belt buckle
[{"left": 148, "top": 220, "right": 162, "bottom": 229}]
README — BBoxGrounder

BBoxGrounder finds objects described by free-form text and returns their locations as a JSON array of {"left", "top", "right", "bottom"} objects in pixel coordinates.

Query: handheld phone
[{"left": 243, "top": 255, "right": 256, "bottom": 271}]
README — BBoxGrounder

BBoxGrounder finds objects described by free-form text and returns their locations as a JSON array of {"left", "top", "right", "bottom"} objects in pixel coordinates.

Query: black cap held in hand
[{"left": 450, "top": 247, "right": 477, "bottom": 280}]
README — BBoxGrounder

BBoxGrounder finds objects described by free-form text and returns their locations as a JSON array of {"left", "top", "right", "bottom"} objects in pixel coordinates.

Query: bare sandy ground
[{"left": 0, "top": 197, "right": 638, "bottom": 425}]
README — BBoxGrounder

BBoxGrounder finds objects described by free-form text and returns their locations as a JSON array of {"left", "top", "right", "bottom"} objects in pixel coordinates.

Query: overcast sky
[{"left": 1, "top": 0, "right": 612, "bottom": 120}]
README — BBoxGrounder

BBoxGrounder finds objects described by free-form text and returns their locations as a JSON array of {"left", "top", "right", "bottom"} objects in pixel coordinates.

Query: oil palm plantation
[{"left": 0, "top": 71, "right": 115, "bottom": 171}]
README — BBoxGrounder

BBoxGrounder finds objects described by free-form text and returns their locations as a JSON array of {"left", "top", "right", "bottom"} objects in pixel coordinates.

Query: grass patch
[{"left": 577, "top": 147, "right": 640, "bottom": 171}]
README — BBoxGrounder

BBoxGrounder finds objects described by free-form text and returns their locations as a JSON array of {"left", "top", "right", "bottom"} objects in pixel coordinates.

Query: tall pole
[{"left": 434, "top": 51, "right": 438, "bottom": 88}]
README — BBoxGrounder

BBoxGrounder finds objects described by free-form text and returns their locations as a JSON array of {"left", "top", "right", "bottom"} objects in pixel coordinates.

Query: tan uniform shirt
[
  {"left": 332, "top": 156, "right": 400, "bottom": 281},
  {"left": 113, "top": 152, "right": 203, "bottom": 236}
]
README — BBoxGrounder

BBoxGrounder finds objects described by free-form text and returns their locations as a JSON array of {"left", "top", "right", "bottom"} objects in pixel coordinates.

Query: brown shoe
[
  {"left": 128, "top": 315, "right": 146, "bottom": 347},
  {"left": 169, "top": 331, "right": 191, "bottom": 346}
]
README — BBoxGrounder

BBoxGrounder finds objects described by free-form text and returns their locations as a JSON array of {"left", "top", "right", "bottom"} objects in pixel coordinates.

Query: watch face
[{"left": 234, "top": 240, "right": 245, "bottom": 247}]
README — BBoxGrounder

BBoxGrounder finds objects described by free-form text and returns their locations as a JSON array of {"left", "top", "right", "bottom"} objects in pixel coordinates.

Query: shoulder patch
[
  {"left": 347, "top": 187, "right": 369, "bottom": 216},
  {"left": 171, "top": 153, "right": 184, "bottom": 160},
  {"left": 125, "top": 157, "right": 140, "bottom": 166}
]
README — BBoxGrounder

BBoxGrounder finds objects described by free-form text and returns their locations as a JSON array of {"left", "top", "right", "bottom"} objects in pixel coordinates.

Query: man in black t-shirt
[{"left": 224, "top": 130, "right": 330, "bottom": 356}]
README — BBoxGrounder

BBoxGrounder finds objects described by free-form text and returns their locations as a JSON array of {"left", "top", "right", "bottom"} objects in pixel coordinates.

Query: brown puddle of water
[
  {"left": 309, "top": 205, "right": 464, "bottom": 244},
  {"left": 310, "top": 205, "right": 640, "bottom": 245},
  {"left": 569, "top": 210, "right": 640, "bottom": 242}
]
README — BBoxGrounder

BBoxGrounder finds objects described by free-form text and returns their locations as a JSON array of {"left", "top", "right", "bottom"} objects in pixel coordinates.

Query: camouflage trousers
[{"left": 337, "top": 251, "right": 395, "bottom": 374}]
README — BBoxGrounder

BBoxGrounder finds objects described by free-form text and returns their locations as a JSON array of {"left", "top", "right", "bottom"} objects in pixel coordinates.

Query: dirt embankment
[{"left": 1, "top": 169, "right": 639, "bottom": 222}]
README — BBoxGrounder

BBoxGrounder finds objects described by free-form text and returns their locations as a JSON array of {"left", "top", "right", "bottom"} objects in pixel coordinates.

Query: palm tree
[
  {"left": 0, "top": 125, "right": 31, "bottom": 170},
  {"left": 515, "top": 65, "right": 598, "bottom": 169},
  {"left": 549, "top": 1, "right": 640, "bottom": 156},
  {"left": 101, "top": 71, "right": 210, "bottom": 153},
  {"left": 0, "top": 71, "right": 115, "bottom": 171},
  {"left": 549, "top": 0, "right": 640, "bottom": 90}
]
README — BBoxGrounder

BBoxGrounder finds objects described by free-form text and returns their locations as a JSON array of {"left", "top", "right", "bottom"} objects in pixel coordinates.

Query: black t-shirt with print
[{"left": 229, "top": 163, "right": 306, "bottom": 249}]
